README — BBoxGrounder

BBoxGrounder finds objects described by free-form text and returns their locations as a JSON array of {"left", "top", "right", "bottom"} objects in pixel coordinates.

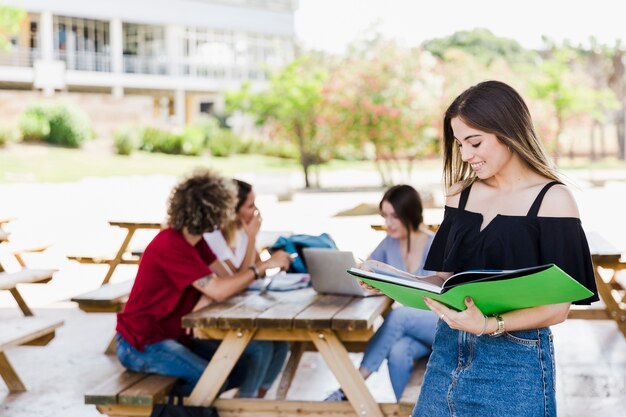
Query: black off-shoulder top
[{"left": 424, "top": 181, "right": 599, "bottom": 305}]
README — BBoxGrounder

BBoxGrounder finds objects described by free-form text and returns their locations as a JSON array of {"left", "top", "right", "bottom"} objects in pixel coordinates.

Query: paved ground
[{"left": 1, "top": 169, "right": 625, "bottom": 416}]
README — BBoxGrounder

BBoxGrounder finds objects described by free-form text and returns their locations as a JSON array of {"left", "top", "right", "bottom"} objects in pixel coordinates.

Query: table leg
[
  {"left": 0, "top": 352, "right": 26, "bottom": 392},
  {"left": 9, "top": 288, "right": 33, "bottom": 316},
  {"left": 275, "top": 341, "right": 305, "bottom": 400},
  {"left": 101, "top": 226, "right": 137, "bottom": 286},
  {"left": 187, "top": 328, "right": 256, "bottom": 406},
  {"left": 309, "top": 330, "right": 384, "bottom": 417},
  {"left": 595, "top": 266, "right": 626, "bottom": 337}
]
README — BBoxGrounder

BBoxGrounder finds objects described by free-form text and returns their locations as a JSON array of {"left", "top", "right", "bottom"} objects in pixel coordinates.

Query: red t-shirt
[{"left": 116, "top": 228, "right": 216, "bottom": 351}]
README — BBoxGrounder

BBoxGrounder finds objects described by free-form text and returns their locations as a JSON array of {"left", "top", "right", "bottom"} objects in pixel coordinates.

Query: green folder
[{"left": 348, "top": 264, "right": 593, "bottom": 315}]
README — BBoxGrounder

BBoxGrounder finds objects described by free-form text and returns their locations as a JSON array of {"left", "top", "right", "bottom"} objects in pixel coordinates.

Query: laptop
[{"left": 302, "top": 248, "right": 378, "bottom": 297}]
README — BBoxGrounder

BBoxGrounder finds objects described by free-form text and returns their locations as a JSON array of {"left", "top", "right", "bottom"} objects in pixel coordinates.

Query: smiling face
[
  {"left": 237, "top": 190, "right": 257, "bottom": 224},
  {"left": 451, "top": 117, "right": 513, "bottom": 180},
  {"left": 380, "top": 200, "right": 408, "bottom": 240}
]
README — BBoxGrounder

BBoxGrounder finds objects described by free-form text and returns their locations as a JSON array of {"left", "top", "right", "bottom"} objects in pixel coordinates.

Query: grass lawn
[
  {"left": 1, "top": 142, "right": 625, "bottom": 183},
  {"left": 0, "top": 142, "right": 412, "bottom": 183}
]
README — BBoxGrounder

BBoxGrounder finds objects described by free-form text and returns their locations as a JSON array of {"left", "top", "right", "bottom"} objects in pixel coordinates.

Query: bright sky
[{"left": 295, "top": 0, "right": 626, "bottom": 53}]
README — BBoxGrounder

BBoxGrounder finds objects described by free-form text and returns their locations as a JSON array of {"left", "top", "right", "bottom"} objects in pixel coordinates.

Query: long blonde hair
[{"left": 442, "top": 81, "right": 560, "bottom": 194}]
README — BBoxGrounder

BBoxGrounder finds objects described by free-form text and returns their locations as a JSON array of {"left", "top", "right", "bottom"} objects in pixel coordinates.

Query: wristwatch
[
  {"left": 489, "top": 313, "right": 505, "bottom": 337},
  {"left": 248, "top": 265, "right": 260, "bottom": 280}
]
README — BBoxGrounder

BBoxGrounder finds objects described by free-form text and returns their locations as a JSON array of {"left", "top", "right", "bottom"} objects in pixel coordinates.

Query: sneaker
[{"left": 324, "top": 388, "right": 347, "bottom": 401}]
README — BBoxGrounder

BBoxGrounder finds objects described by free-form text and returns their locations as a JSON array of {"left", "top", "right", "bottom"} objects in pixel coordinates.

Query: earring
[{"left": 507, "top": 145, "right": 512, "bottom": 152}]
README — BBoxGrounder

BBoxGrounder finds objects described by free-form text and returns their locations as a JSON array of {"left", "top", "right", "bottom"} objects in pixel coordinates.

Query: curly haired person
[{"left": 116, "top": 170, "right": 291, "bottom": 397}]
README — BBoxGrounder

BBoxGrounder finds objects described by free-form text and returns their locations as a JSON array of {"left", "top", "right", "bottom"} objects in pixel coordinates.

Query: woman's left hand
[{"left": 424, "top": 296, "right": 486, "bottom": 335}]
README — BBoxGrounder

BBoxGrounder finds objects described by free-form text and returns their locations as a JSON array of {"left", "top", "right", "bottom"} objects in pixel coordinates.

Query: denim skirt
[{"left": 412, "top": 320, "right": 556, "bottom": 417}]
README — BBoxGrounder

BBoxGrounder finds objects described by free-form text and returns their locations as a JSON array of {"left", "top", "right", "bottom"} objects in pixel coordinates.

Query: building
[{"left": 0, "top": 0, "right": 297, "bottom": 134}]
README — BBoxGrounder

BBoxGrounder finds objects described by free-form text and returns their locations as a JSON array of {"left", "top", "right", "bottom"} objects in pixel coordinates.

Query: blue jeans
[
  {"left": 360, "top": 307, "right": 437, "bottom": 401},
  {"left": 116, "top": 334, "right": 288, "bottom": 397},
  {"left": 412, "top": 321, "right": 556, "bottom": 417}
]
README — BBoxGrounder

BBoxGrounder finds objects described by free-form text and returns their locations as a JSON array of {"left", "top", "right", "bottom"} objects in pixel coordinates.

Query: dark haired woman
[
  {"left": 325, "top": 184, "right": 437, "bottom": 402},
  {"left": 204, "top": 179, "right": 261, "bottom": 273},
  {"left": 412, "top": 81, "right": 598, "bottom": 416},
  {"left": 115, "top": 170, "right": 291, "bottom": 398},
  {"left": 202, "top": 179, "right": 289, "bottom": 397}
]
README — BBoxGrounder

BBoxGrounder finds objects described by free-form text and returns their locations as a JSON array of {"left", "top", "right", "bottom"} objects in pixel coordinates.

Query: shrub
[
  {"left": 179, "top": 126, "right": 205, "bottom": 156},
  {"left": 192, "top": 116, "right": 221, "bottom": 146},
  {"left": 19, "top": 107, "right": 50, "bottom": 141},
  {"left": 0, "top": 125, "right": 19, "bottom": 146},
  {"left": 140, "top": 126, "right": 206, "bottom": 156},
  {"left": 45, "top": 104, "right": 93, "bottom": 147},
  {"left": 18, "top": 102, "right": 93, "bottom": 147},
  {"left": 113, "top": 127, "right": 142, "bottom": 155},
  {"left": 140, "top": 127, "right": 177, "bottom": 154},
  {"left": 207, "top": 129, "right": 243, "bottom": 157}
]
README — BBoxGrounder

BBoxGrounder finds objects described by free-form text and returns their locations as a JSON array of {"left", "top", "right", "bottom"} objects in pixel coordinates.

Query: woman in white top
[{"left": 204, "top": 179, "right": 262, "bottom": 274}]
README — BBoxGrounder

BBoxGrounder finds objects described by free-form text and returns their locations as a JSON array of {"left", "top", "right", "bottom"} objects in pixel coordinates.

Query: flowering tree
[
  {"left": 320, "top": 38, "right": 441, "bottom": 185},
  {"left": 529, "top": 46, "right": 617, "bottom": 162}
]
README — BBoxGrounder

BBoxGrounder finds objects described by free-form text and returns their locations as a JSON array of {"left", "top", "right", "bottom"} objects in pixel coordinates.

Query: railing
[
  {"left": 54, "top": 50, "right": 111, "bottom": 72},
  {"left": 123, "top": 55, "right": 168, "bottom": 75},
  {"left": 177, "top": 57, "right": 267, "bottom": 81},
  {"left": 0, "top": 47, "right": 270, "bottom": 81},
  {"left": 0, "top": 48, "right": 39, "bottom": 67}
]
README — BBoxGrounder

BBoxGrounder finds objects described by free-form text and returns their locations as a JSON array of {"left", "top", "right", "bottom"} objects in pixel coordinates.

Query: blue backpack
[{"left": 269, "top": 233, "right": 338, "bottom": 273}]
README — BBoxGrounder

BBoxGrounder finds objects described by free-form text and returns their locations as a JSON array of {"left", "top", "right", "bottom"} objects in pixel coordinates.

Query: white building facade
[{"left": 0, "top": 0, "right": 297, "bottom": 128}]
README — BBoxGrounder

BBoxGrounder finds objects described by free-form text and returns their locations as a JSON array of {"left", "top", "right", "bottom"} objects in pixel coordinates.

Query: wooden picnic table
[
  {"left": 569, "top": 231, "right": 626, "bottom": 337},
  {"left": 181, "top": 288, "right": 408, "bottom": 417},
  {"left": 69, "top": 220, "right": 162, "bottom": 286}
]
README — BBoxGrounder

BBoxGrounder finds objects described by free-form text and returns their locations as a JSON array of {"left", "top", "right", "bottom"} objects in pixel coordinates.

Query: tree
[
  {"left": 320, "top": 37, "right": 441, "bottom": 185},
  {"left": 423, "top": 29, "right": 536, "bottom": 68},
  {"left": 0, "top": 5, "right": 26, "bottom": 52},
  {"left": 528, "top": 47, "right": 610, "bottom": 162},
  {"left": 226, "top": 57, "right": 328, "bottom": 188}
]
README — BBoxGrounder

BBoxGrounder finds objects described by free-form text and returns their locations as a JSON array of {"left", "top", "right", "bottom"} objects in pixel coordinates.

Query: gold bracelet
[{"left": 476, "top": 314, "right": 488, "bottom": 337}]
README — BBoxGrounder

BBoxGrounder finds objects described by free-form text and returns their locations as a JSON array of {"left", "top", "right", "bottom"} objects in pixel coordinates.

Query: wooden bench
[
  {"left": 0, "top": 316, "right": 64, "bottom": 392},
  {"left": 85, "top": 370, "right": 178, "bottom": 417},
  {"left": 71, "top": 280, "right": 134, "bottom": 354},
  {"left": 86, "top": 361, "right": 426, "bottom": 417},
  {"left": 0, "top": 268, "right": 57, "bottom": 316},
  {"left": 71, "top": 280, "right": 134, "bottom": 314}
]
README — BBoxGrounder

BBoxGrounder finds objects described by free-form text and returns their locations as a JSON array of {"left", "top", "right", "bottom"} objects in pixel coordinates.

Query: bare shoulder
[
  {"left": 537, "top": 184, "right": 580, "bottom": 218},
  {"left": 444, "top": 181, "right": 466, "bottom": 208}
]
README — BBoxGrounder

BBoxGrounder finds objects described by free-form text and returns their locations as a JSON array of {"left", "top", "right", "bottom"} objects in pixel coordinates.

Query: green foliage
[
  {"left": 321, "top": 37, "right": 442, "bottom": 184},
  {"left": 423, "top": 29, "right": 537, "bottom": 67},
  {"left": 45, "top": 104, "right": 93, "bottom": 147},
  {"left": 0, "top": 125, "right": 19, "bottom": 146},
  {"left": 227, "top": 56, "right": 328, "bottom": 187},
  {"left": 0, "top": 5, "right": 26, "bottom": 52},
  {"left": 19, "top": 106, "right": 50, "bottom": 141},
  {"left": 140, "top": 127, "right": 179, "bottom": 154},
  {"left": 113, "top": 127, "right": 142, "bottom": 155},
  {"left": 179, "top": 126, "right": 205, "bottom": 156},
  {"left": 18, "top": 103, "right": 92, "bottom": 147},
  {"left": 248, "top": 140, "right": 299, "bottom": 159},
  {"left": 192, "top": 115, "right": 221, "bottom": 146},
  {"left": 207, "top": 129, "right": 244, "bottom": 157},
  {"left": 140, "top": 126, "right": 206, "bottom": 156}
]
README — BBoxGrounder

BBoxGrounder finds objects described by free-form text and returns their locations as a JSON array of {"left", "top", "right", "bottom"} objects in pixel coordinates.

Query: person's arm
[
  {"left": 233, "top": 231, "right": 259, "bottom": 273},
  {"left": 194, "top": 253, "right": 291, "bottom": 302}
]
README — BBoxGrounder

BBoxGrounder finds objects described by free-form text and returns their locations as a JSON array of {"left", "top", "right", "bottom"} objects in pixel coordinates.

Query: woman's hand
[
  {"left": 261, "top": 249, "right": 291, "bottom": 273},
  {"left": 423, "top": 296, "right": 487, "bottom": 335},
  {"left": 243, "top": 210, "right": 262, "bottom": 238},
  {"left": 358, "top": 279, "right": 381, "bottom": 294}
]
